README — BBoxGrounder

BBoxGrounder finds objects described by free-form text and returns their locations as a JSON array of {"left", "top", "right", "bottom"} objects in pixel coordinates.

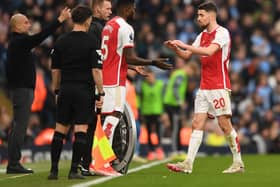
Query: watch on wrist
[
  {"left": 98, "top": 92, "right": 105, "bottom": 96},
  {"left": 54, "top": 89, "right": 59, "bottom": 95}
]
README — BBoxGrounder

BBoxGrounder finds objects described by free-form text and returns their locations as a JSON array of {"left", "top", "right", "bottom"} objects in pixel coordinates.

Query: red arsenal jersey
[
  {"left": 101, "top": 16, "right": 134, "bottom": 87},
  {"left": 192, "top": 26, "right": 231, "bottom": 90}
]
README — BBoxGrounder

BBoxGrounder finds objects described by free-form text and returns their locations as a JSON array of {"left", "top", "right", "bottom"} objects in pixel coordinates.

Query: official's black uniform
[
  {"left": 6, "top": 19, "right": 61, "bottom": 171},
  {"left": 80, "top": 17, "right": 106, "bottom": 170},
  {"left": 88, "top": 17, "right": 106, "bottom": 47},
  {"left": 51, "top": 31, "right": 101, "bottom": 125}
]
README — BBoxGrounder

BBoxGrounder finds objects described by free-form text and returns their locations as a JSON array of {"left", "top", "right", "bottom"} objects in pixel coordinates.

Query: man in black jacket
[
  {"left": 79, "top": 0, "right": 112, "bottom": 176},
  {"left": 6, "top": 8, "right": 71, "bottom": 174},
  {"left": 88, "top": 0, "right": 112, "bottom": 47}
]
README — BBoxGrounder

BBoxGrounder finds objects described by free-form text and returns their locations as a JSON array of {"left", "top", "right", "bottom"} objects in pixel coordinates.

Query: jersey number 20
[{"left": 213, "top": 98, "right": 225, "bottom": 109}]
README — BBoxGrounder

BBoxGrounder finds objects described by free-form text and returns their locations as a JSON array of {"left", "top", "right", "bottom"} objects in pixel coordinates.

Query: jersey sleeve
[
  {"left": 120, "top": 25, "right": 134, "bottom": 48},
  {"left": 51, "top": 43, "right": 61, "bottom": 69},
  {"left": 192, "top": 33, "right": 202, "bottom": 47},
  {"left": 212, "top": 28, "right": 230, "bottom": 48}
]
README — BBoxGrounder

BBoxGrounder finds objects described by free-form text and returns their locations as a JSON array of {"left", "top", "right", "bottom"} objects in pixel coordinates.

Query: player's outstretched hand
[
  {"left": 164, "top": 40, "right": 178, "bottom": 50},
  {"left": 131, "top": 66, "right": 148, "bottom": 76},
  {"left": 152, "top": 58, "right": 173, "bottom": 70},
  {"left": 164, "top": 40, "right": 187, "bottom": 50},
  {"left": 170, "top": 40, "right": 186, "bottom": 49},
  {"left": 58, "top": 7, "right": 71, "bottom": 23}
]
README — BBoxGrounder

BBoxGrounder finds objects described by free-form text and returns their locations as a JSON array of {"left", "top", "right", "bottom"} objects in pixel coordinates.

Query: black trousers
[{"left": 8, "top": 88, "right": 34, "bottom": 165}]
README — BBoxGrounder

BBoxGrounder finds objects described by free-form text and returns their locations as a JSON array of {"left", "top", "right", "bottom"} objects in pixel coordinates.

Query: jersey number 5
[
  {"left": 101, "top": 35, "right": 109, "bottom": 61},
  {"left": 213, "top": 98, "right": 225, "bottom": 109}
]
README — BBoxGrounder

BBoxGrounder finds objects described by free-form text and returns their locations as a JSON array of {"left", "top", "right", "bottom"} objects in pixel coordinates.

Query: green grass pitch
[{"left": 0, "top": 155, "right": 279, "bottom": 187}]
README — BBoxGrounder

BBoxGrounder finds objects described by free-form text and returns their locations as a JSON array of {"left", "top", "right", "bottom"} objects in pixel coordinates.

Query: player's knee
[
  {"left": 192, "top": 118, "right": 203, "bottom": 130},
  {"left": 220, "top": 126, "right": 231, "bottom": 135},
  {"left": 74, "top": 124, "right": 88, "bottom": 133},
  {"left": 217, "top": 115, "right": 232, "bottom": 134},
  {"left": 55, "top": 123, "right": 69, "bottom": 134}
]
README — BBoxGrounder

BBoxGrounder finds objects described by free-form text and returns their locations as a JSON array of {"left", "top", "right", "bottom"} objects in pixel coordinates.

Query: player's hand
[
  {"left": 152, "top": 58, "right": 173, "bottom": 70},
  {"left": 133, "top": 66, "right": 148, "bottom": 76},
  {"left": 170, "top": 40, "right": 186, "bottom": 49},
  {"left": 164, "top": 40, "right": 179, "bottom": 50},
  {"left": 58, "top": 7, "right": 71, "bottom": 23},
  {"left": 95, "top": 94, "right": 104, "bottom": 114},
  {"left": 96, "top": 96, "right": 103, "bottom": 108}
]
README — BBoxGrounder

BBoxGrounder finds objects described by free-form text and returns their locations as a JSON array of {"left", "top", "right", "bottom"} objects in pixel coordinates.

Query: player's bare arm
[
  {"left": 171, "top": 40, "right": 220, "bottom": 57},
  {"left": 92, "top": 68, "right": 104, "bottom": 109},
  {"left": 123, "top": 47, "right": 173, "bottom": 70},
  {"left": 51, "top": 69, "right": 61, "bottom": 92},
  {"left": 51, "top": 69, "right": 60, "bottom": 104},
  {"left": 164, "top": 40, "right": 192, "bottom": 60},
  {"left": 92, "top": 68, "right": 103, "bottom": 95},
  {"left": 128, "top": 65, "right": 148, "bottom": 76}
]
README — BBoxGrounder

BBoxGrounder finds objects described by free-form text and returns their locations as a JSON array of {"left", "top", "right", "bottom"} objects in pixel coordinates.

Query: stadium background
[{"left": 0, "top": 0, "right": 280, "bottom": 164}]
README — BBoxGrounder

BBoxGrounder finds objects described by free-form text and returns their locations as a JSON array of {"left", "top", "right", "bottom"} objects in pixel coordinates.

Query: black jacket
[
  {"left": 88, "top": 17, "right": 106, "bottom": 48},
  {"left": 6, "top": 19, "right": 61, "bottom": 89}
]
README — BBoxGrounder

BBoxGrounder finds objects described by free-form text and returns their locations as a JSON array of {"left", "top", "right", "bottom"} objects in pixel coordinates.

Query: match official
[
  {"left": 79, "top": 0, "right": 112, "bottom": 176},
  {"left": 48, "top": 5, "right": 104, "bottom": 180}
]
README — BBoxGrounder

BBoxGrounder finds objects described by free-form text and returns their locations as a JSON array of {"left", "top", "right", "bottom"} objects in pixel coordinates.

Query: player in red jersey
[
  {"left": 165, "top": 1, "right": 244, "bottom": 174},
  {"left": 100, "top": 0, "right": 172, "bottom": 167}
]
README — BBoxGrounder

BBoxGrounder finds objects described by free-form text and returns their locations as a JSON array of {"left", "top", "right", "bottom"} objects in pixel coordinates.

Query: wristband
[
  {"left": 54, "top": 89, "right": 59, "bottom": 95},
  {"left": 96, "top": 92, "right": 105, "bottom": 101},
  {"left": 98, "top": 92, "right": 105, "bottom": 96}
]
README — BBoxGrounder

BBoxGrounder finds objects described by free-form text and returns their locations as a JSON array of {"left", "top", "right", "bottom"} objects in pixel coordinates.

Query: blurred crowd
[{"left": 1, "top": 0, "right": 280, "bottom": 162}]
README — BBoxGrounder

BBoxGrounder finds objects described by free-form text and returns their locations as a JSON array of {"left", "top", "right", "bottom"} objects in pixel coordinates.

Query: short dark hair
[
  {"left": 91, "top": 0, "right": 111, "bottom": 9},
  {"left": 198, "top": 1, "right": 218, "bottom": 13},
  {"left": 71, "top": 5, "right": 92, "bottom": 24},
  {"left": 116, "top": 0, "right": 135, "bottom": 10}
]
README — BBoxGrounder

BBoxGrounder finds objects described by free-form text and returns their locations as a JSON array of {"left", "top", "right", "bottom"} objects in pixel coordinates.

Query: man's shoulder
[
  {"left": 8, "top": 33, "right": 28, "bottom": 46},
  {"left": 90, "top": 19, "right": 104, "bottom": 31},
  {"left": 103, "top": 18, "right": 119, "bottom": 33},
  {"left": 108, "top": 17, "right": 133, "bottom": 30},
  {"left": 55, "top": 33, "right": 70, "bottom": 45},
  {"left": 117, "top": 18, "right": 133, "bottom": 29},
  {"left": 216, "top": 26, "right": 230, "bottom": 35},
  {"left": 56, "top": 32, "right": 94, "bottom": 46}
]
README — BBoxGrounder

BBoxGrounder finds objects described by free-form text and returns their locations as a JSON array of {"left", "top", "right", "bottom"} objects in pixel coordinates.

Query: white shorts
[
  {"left": 102, "top": 86, "right": 126, "bottom": 113},
  {"left": 194, "top": 89, "right": 232, "bottom": 117}
]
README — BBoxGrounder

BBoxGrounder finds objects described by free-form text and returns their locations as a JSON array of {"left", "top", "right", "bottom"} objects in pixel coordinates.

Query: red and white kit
[
  {"left": 101, "top": 16, "right": 134, "bottom": 113},
  {"left": 193, "top": 26, "right": 232, "bottom": 116}
]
